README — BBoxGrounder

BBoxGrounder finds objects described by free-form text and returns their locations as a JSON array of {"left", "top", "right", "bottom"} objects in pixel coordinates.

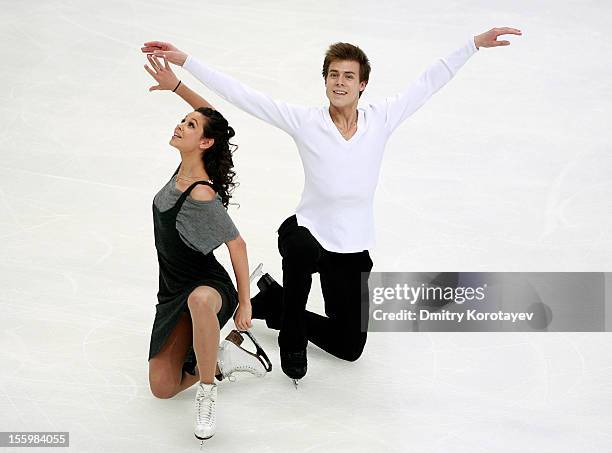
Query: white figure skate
[
  {"left": 194, "top": 382, "right": 217, "bottom": 444},
  {"left": 217, "top": 329, "right": 272, "bottom": 381},
  {"left": 215, "top": 262, "right": 273, "bottom": 381}
]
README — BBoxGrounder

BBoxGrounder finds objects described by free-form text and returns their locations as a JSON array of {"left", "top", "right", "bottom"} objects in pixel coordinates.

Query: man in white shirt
[{"left": 142, "top": 26, "right": 522, "bottom": 384}]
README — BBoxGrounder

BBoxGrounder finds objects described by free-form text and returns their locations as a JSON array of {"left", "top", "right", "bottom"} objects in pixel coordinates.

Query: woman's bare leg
[
  {"left": 187, "top": 286, "right": 222, "bottom": 384},
  {"left": 176, "top": 368, "right": 200, "bottom": 393},
  {"left": 149, "top": 312, "right": 197, "bottom": 398}
]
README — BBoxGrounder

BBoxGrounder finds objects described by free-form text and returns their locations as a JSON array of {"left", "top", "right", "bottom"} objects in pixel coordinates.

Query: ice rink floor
[{"left": 1, "top": 0, "right": 612, "bottom": 451}]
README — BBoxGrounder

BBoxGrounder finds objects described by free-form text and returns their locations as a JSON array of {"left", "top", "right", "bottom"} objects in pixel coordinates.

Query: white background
[{"left": 1, "top": 0, "right": 611, "bottom": 451}]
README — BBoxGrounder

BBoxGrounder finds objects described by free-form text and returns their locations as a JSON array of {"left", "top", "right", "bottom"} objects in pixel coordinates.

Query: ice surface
[{"left": 1, "top": 0, "right": 612, "bottom": 451}]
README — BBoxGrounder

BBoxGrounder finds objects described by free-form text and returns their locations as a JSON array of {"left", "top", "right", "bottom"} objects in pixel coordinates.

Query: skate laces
[
  {"left": 195, "top": 385, "right": 216, "bottom": 426},
  {"left": 229, "top": 361, "right": 261, "bottom": 376},
  {"left": 223, "top": 353, "right": 264, "bottom": 380}
]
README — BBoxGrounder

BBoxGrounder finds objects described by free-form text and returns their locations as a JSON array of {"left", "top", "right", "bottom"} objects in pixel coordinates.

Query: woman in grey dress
[{"left": 144, "top": 54, "right": 263, "bottom": 442}]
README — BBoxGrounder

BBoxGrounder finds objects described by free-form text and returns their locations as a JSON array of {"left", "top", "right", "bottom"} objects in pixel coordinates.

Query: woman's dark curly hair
[{"left": 195, "top": 107, "right": 238, "bottom": 208}]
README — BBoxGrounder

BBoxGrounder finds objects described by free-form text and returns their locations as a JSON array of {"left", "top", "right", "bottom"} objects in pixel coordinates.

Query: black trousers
[{"left": 252, "top": 215, "right": 373, "bottom": 362}]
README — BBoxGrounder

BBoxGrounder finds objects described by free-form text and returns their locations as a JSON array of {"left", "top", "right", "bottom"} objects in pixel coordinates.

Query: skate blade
[
  {"left": 196, "top": 435, "right": 212, "bottom": 449},
  {"left": 241, "top": 330, "right": 273, "bottom": 372},
  {"left": 222, "top": 330, "right": 273, "bottom": 377},
  {"left": 249, "top": 263, "right": 264, "bottom": 284},
  {"left": 292, "top": 379, "right": 299, "bottom": 389}
]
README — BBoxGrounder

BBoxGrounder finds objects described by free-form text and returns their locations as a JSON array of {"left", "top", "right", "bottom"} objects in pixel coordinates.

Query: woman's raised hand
[
  {"left": 141, "top": 41, "right": 188, "bottom": 66},
  {"left": 144, "top": 55, "right": 180, "bottom": 92}
]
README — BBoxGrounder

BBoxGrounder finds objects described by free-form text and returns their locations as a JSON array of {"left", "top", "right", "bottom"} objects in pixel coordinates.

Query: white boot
[
  {"left": 217, "top": 330, "right": 272, "bottom": 381},
  {"left": 194, "top": 382, "right": 217, "bottom": 441}
]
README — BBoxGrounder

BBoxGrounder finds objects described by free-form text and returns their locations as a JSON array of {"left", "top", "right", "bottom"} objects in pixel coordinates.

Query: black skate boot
[
  {"left": 280, "top": 349, "right": 307, "bottom": 388},
  {"left": 252, "top": 273, "right": 282, "bottom": 330},
  {"left": 257, "top": 272, "right": 276, "bottom": 293}
]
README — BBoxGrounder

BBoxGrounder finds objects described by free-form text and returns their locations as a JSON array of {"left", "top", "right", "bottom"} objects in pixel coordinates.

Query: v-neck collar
[{"left": 324, "top": 107, "right": 364, "bottom": 145}]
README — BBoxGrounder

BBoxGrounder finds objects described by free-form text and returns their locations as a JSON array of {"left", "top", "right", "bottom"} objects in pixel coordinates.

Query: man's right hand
[{"left": 141, "top": 41, "right": 188, "bottom": 66}]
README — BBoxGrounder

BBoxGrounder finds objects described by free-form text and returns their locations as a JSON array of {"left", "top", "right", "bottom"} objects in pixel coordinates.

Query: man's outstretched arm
[
  {"left": 142, "top": 41, "right": 306, "bottom": 135},
  {"left": 378, "top": 27, "right": 522, "bottom": 133}
]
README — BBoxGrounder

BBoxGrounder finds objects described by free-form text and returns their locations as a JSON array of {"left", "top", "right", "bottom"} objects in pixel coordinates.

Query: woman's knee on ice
[{"left": 149, "top": 366, "right": 180, "bottom": 399}]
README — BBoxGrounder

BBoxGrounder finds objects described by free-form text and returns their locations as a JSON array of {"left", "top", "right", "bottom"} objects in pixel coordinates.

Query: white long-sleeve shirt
[{"left": 183, "top": 38, "right": 478, "bottom": 253}]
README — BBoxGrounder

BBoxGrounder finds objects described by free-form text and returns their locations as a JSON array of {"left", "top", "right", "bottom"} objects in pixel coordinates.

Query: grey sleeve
[{"left": 176, "top": 197, "right": 240, "bottom": 255}]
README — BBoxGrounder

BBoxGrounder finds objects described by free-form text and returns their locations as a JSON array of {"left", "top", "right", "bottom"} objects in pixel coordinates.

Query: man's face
[{"left": 325, "top": 60, "right": 367, "bottom": 108}]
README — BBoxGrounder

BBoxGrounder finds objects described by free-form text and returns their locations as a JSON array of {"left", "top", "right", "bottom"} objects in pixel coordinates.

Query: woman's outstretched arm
[{"left": 144, "top": 54, "right": 214, "bottom": 110}]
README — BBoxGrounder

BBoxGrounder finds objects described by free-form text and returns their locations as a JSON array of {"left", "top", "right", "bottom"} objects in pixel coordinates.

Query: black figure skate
[
  {"left": 250, "top": 263, "right": 282, "bottom": 329},
  {"left": 281, "top": 349, "right": 307, "bottom": 389}
]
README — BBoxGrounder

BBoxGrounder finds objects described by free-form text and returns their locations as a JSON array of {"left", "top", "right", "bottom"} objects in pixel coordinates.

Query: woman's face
[{"left": 169, "top": 111, "right": 213, "bottom": 152}]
